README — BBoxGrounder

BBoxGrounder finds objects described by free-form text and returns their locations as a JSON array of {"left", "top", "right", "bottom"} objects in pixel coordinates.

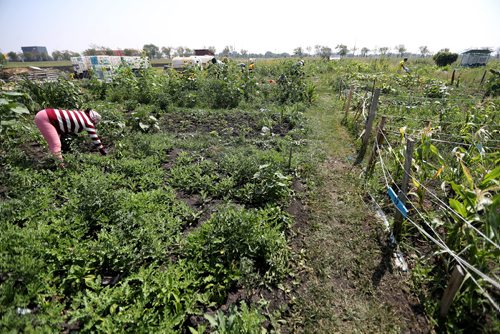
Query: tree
[
  {"left": 294, "top": 47, "right": 303, "bottom": 57},
  {"left": 240, "top": 49, "right": 248, "bottom": 57},
  {"left": 184, "top": 48, "right": 193, "bottom": 56},
  {"left": 175, "top": 46, "right": 185, "bottom": 57},
  {"left": 360, "top": 47, "right": 370, "bottom": 57},
  {"left": 419, "top": 46, "right": 430, "bottom": 57},
  {"left": 396, "top": 44, "right": 406, "bottom": 57},
  {"left": 314, "top": 45, "right": 322, "bottom": 56},
  {"left": 336, "top": 44, "right": 348, "bottom": 58},
  {"left": 433, "top": 50, "right": 458, "bottom": 67},
  {"left": 379, "top": 47, "right": 389, "bottom": 56},
  {"left": 208, "top": 46, "right": 216, "bottom": 55},
  {"left": 306, "top": 46, "right": 312, "bottom": 56},
  {"left": 7, "top": 51, "right": 19, "bottom": 61},
  {"left": 124, "top": 49, "right": 139, "bottom": 56},
  {"left": 143, "top": 44, "right": 160, "bottom": 59},
  {"left": 0, "top": 53, "right": 6, "bottom": 65},
  {"left": 83, "top": 48, "right": 97, "bottom": 56},
  {"left": 221, "top": 46, "right": 231, "bottom": 57},
  {"left": 319, "top": 46, "right": 332, "bottom": 60},
  {"left": 351, "top": 45, "right": 358, "bottom": 56}
]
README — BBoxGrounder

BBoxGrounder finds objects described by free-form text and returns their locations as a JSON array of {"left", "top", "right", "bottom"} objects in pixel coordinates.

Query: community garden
[{"left": 0, "top": 56, "right": 498, "bottom": 333}]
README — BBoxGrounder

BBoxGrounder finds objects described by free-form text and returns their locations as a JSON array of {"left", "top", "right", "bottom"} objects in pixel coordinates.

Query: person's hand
[{"left": 99, "top": 147, "right": 108, "bottom": 156}]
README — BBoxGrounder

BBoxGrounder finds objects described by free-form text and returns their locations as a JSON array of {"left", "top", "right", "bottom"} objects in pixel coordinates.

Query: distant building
[
  {"left": 21, "top": 46, "right": 49, "bottom": 61},
  {"left": 194, "top": 49, "right": 215, "bottom": 56},
  {"left": 460, "top": 49, "right": 492, "bottom": 67}
]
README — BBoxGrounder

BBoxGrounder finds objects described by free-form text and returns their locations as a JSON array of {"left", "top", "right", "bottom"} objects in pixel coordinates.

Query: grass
[{"left": 287, "top": 74, "right": 429, "bottom": 332}]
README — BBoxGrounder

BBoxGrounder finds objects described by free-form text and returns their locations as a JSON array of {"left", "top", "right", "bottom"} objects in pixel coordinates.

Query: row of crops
[
  {"left": 0, "top": 61, "right": 315, "bottom": 332},
  {"left": 333, "top": 59, "right": 499, "bottom": 332},
  {"left": 1, "top": 57, "right": 498, "bottom": 332}
]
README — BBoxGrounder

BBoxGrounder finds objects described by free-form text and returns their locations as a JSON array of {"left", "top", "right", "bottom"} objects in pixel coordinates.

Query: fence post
[
  {"left": 355, "top": 88, "right": 380, "bottom": 165},
  {"left": 450, "top": 69, "right": 456, "bottom": 85},
  {"left": 393, "top": 138, "right": 414, "bottom": 240},
  {"left": 440, "top": 265, "right": 466, "bottom": 317},
  {"left": 480, "top": 70, "right": 487, "bottom": 86},
  {"left": 365, "top": 116, "right": 387, "bottom": 177},
  {"left": 342, "top": 86, "right": 354, "bottom": 125}
]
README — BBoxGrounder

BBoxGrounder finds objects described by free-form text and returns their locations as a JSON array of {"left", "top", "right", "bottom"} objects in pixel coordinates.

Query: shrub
[
  {"left": 21, "top": 77, "right": 83, "bottom": 110},
  {"left": 433, "top": 51, "right": 458, "bottom": 67},
  {"left": 201, "top": 77, "right": 242, "bottom": 109}
]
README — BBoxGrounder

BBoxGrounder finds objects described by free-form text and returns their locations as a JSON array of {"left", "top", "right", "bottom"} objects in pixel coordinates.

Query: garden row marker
[
  {"left": 342, "top": 85, "right": 354, "bottom": 125},
  {"left": 387, "top": 187, "right": 409, "bottom": 219},
  {"left": 365, "top": 116, "right": 387, "bottom": 177},
  {"left": 355, "top": 88, "right": 380, "bottom": 165},
  {"left": 393, "top": 138, "right": 414, "bottom": 240},
  {"left": 440, "top": 265, "right": 465, "bottom": 317}
]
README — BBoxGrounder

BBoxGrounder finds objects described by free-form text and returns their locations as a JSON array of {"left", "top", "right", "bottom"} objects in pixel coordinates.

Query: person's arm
[{"left": 84, "top": 123, "right": 107, "bottom": 155}]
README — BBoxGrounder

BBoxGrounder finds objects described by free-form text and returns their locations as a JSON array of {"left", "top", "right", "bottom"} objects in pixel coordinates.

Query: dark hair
[{"left": 404, "top": 58, "right": 408, "bottom": 61}]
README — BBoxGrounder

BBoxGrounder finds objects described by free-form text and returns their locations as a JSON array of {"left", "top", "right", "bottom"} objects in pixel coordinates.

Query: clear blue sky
[{"left": 1, "top": 0, "right": 499, "bottom": 55}]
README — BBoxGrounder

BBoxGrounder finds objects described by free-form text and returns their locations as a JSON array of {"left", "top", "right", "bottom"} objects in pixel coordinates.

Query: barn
[{"left": 460, "top": 49, "right": 492, "bottom": 67}]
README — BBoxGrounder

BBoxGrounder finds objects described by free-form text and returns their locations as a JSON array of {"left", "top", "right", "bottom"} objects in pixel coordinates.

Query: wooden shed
[{"left": 460, "top": 49, "right": 492, "bottom": 67}]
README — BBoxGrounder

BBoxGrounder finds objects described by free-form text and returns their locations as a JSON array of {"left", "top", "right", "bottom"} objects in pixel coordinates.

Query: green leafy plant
[{"left": 0, "top": 91, "right": 30, "bottom": 137}]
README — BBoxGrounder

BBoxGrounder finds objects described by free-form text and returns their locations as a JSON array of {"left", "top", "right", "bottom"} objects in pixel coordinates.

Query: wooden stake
[
  {"left": 480, "top": 70, "right": 487, "bottom": 86},
  {"left": 393, "top": 138, "right": 414, "bottom": 239},
  {"left": 365, "top": 116, "right": 387, "bottom": 177},
  {"left": 342, "top": 86, "right": 354, "bottom": 125},
  {"left": 450, "top": 69, "right": 456, "bottom": 85},
  {"left": 440, "top": 265, "right": 466, "bottom": 317},
  {"left": 355, "top": 88, "right": 380, "bottom": 165},
  {"left": 288, "top": 144, "right": 293, "bottom": 170}
]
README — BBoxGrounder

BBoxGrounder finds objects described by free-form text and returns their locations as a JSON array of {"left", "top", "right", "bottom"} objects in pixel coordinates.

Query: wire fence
[
  {"left": 342, "top": 79, "right": 499, "bottom": 314},
  {"left": 371, "top": 126, "right": 500, "bottom": 311}
]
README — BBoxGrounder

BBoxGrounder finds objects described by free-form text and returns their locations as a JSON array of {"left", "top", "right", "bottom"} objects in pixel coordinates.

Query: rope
[{"left": 375, "top": 142, "right": 500, "bottom": 294}]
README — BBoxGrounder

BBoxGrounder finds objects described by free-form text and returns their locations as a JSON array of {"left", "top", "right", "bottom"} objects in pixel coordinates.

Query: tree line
[{"left": 3, "top": 43, "right": 499, "bottom": 63}]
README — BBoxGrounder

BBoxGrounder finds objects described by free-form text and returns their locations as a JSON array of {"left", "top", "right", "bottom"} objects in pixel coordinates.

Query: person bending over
[{"left": 34, "top": 107, "right": 107, "bottom": 167}]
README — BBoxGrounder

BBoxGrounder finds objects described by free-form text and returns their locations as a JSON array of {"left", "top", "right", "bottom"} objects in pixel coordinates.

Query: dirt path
[{"left": 288, "top": 89, "right": 429, "bottom": 333}]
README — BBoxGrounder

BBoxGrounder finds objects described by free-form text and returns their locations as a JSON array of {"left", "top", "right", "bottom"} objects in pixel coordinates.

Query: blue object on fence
[{"left": 387, "top": 186, "right": 409, "bottom": 218}]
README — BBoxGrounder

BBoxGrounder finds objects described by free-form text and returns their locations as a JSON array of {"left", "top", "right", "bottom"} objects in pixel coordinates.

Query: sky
[{"left": 1, "top": 0, "right": 499, "bottom": 55}]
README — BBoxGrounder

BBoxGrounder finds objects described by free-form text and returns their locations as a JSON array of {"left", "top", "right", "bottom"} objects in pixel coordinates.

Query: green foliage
[
  {"left": 274, "top": 61, "right": 312, "bottom": 105},
  {"left": 126, "top": 104, "right": 160, "bottom": 133},
  {"left": 184, "top": 205, "right": 291, "bottom": 287},
  {"left": 201, "top": 76, "right": 242, "bottom": 109},
  {"left": 433, "top": 51, "right": 458, "bottom": 67},
  {"left": 203, "top": 302, "right": 267, "bottom": 334},
  {"left": 0, "top": 91, "right": 31, "bottom": 137},
  {"left": 21, "top": 77, "right": 83, "bottom": 110},
  {"left": 485, "top": 69, "right": 500, "bottom": 97}
]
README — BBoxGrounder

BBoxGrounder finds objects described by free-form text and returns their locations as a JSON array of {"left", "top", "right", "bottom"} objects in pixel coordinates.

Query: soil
[{"left": 161, "top": 110, "right": 275, "bottom": 138}]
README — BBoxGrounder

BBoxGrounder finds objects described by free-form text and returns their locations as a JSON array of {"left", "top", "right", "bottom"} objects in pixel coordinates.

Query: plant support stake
[
  {"left": 342, "top": 85, "right": 354, "bottom": 125},
  {"left": 366, "top": 116, "right": 387, "bottom": 177},
  {"left": 393, "top": 138, "right": 414, "bottom": 240},
  {"left": 355, "top": 88, "right": 380, "bottom": 165},
  {"left": 440, "top": 265, "right": 465, "bottom": 317}
]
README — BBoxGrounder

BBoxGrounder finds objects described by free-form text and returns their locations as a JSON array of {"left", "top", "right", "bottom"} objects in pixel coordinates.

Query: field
[{"left": 0, "top": 57, "right": 499, "bottom": 333}]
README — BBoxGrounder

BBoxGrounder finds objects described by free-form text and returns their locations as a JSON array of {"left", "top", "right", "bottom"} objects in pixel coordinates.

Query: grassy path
[{"left": 288, "top": 83, "right": 429, "bottom": 333}]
